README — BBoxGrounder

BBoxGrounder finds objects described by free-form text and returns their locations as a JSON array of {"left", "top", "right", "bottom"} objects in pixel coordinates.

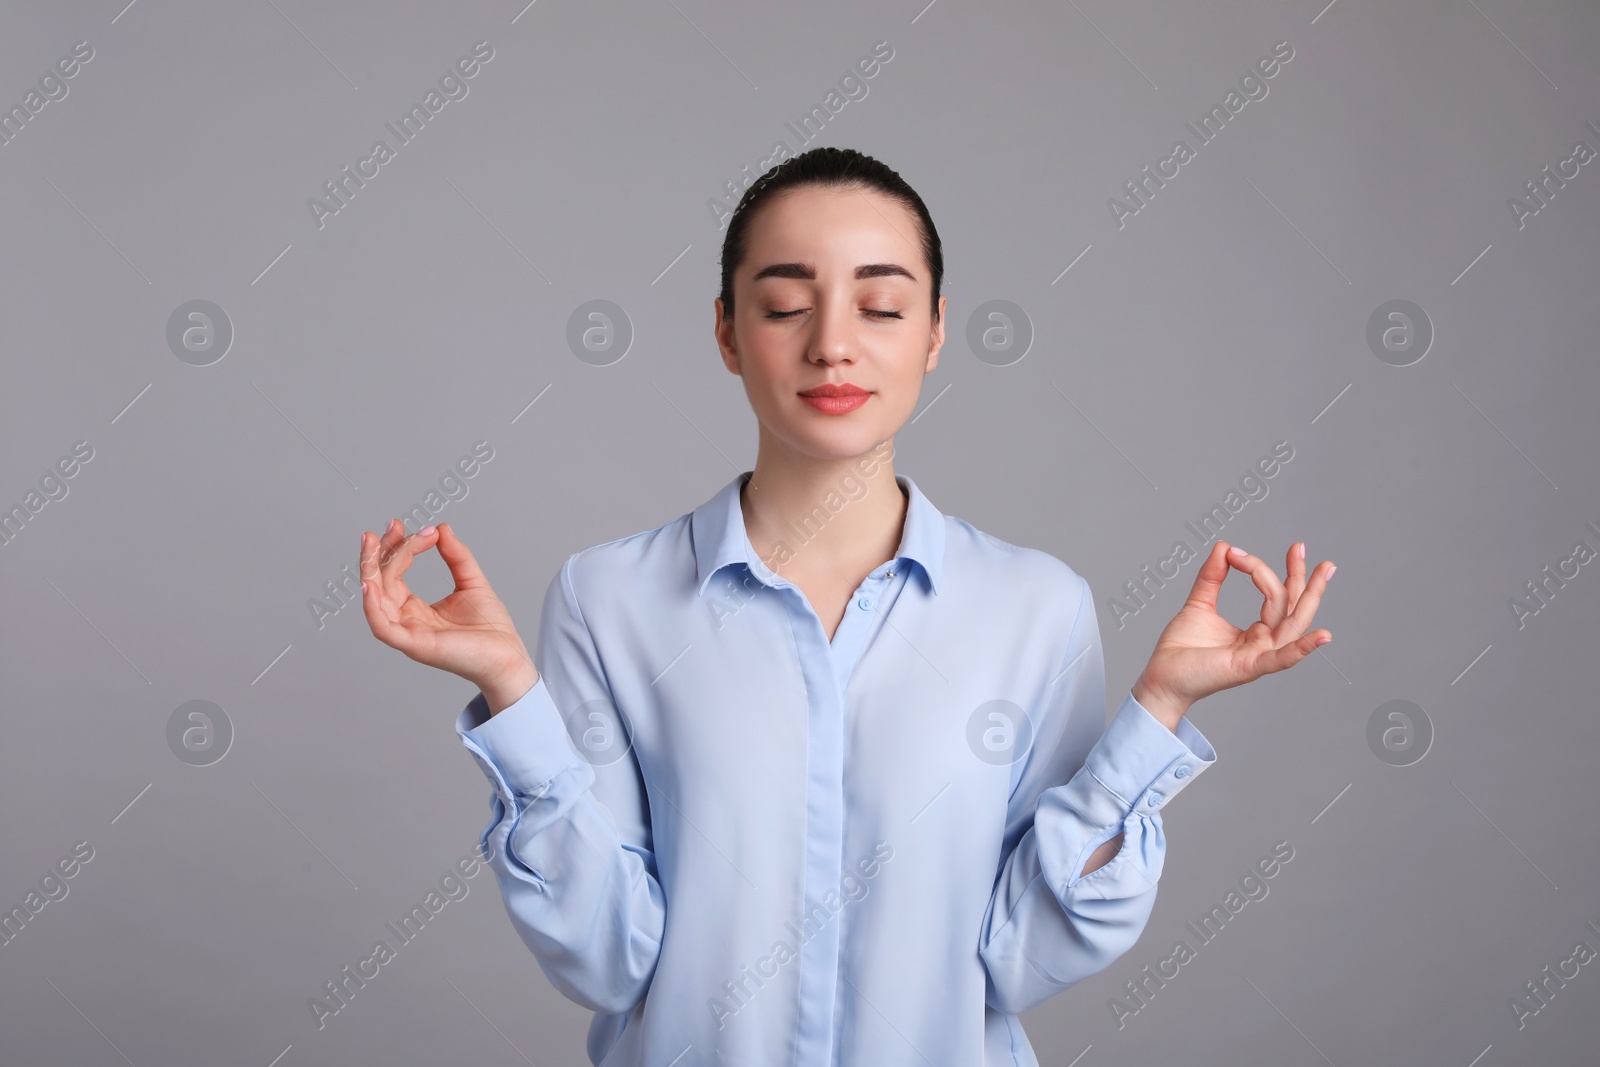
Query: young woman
[{"left": 359, "top": 147, "right": 1334, "bottom": 1067}]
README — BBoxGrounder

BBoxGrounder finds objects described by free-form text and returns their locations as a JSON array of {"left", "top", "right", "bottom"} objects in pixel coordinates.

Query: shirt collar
[{"left": 692, "top": 469, "right": 944, "bottom": 598}]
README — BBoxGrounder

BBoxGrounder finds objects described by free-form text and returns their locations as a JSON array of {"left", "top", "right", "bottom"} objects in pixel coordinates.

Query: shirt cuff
[
  {"left": 1053, "top": 690, "right": 1218, "bottom": 834},
  {"left": 1032, "top": 690, "right": 1218, "bottom": 891},
  {"left": 455, "top": 677, "right": 589, "bottom": 804}
]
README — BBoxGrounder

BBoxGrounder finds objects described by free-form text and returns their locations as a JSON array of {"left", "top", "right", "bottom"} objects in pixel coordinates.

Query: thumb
[{"left": 434, "top": 522, "right": 490, "bottom": 591}]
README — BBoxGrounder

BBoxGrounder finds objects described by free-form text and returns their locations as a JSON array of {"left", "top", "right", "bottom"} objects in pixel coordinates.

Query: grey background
[{"left": 3, "top": 1, "right": 1598, "bottom": 1064}]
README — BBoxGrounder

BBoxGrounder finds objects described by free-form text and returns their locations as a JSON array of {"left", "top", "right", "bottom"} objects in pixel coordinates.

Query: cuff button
[{"left": 1173, "top": 765, "right": 1191, "bottom": 778}]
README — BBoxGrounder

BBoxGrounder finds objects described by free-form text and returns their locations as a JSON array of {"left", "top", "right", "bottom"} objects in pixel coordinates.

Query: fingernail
[
  {"left": 1298, "top": 542, "right": 1306, "bottom": 560},
  {"left": 1229, "top": 545, "right": 1247, "bottom": 557},
  {"left": 421, "top": 525, "right": 436, "bottom": 536},
  {"left": 1315, "top": 634, "right": 1330, "bottom": 646},
  {"left": 361, "top": 581, "right": 369, "bottom": 597},
  {"left": 1326, "top": 564, "right": 1337, "bottom": 580}
]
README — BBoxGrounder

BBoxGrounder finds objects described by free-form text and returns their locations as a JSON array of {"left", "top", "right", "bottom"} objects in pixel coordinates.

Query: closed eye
[{"left": 765, "top": 309, "right": 903, "bottom": 320}]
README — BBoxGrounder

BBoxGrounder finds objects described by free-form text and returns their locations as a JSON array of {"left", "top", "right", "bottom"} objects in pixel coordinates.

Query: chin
[{"left": 790, "top": 427, "right": 893, "bottom": 463}]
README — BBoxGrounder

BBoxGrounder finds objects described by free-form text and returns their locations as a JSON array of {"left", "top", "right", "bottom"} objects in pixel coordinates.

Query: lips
[
  {"left": 798, "top": 383, "right": 870, "bottom": 415},
  {"left": 799, "top": 383, "right": 869, "bottom": 398}
]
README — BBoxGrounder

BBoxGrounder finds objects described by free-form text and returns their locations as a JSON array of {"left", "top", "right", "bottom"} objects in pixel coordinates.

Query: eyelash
[{"left": 764, "top": 309, "right": 903, "bottom": 320}]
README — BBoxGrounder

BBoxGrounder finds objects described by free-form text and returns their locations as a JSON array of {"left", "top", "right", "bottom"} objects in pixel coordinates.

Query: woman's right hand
[{"left": 359, "top": 519, "right": 539, "bottom": 712}]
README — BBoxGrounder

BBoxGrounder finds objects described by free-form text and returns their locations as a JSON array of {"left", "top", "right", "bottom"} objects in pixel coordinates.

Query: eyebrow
[{"left": 750, "top": 262, "right": 918, "bottom": 283}]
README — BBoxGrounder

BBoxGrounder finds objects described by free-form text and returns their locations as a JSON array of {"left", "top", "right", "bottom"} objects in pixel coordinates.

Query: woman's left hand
[{"left": 1131, "top": 540, "right": 1335, "bottom": 731}]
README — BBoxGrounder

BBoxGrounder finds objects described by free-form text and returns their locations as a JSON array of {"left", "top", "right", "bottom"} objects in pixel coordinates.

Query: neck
[{"left": 739, "top": 435, "right": 906, "bottom": 582}]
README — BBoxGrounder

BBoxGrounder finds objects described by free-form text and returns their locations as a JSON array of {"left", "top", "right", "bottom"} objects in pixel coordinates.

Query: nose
[{"left": 808, "top": 295, "right": 857, "bottom": 366}]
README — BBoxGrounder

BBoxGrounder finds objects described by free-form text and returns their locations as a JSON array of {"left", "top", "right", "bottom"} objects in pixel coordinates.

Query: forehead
[{"left": 743, "top": 184, "right": 922, "bottom": 272}]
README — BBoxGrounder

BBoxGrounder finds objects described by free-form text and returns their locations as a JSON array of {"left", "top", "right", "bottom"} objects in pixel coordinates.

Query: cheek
[
  {"left": 737, "top": 356, "right": 792, "bottom": 413},
  {"left": 885, "top": 386, "right": 921, "bottom": 425},
  {"left": 890, "top": 345, "right": 931, "bottom": 388}
]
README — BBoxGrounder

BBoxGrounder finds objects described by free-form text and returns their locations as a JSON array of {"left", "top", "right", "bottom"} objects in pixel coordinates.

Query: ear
[
  {"left": 714, "top": 297, "right": 742, "bottom": 376},
  {"left": 925, "top": 294, "right": 946, "bottom": 374}
]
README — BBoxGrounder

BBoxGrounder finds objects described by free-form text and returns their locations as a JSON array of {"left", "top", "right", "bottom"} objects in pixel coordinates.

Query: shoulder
[
  {"left": 942, "top": 515, "right": 1090, "bottom": 619},
  {"left": 555, "top": 509, "right": 696, "bottom": 607}
]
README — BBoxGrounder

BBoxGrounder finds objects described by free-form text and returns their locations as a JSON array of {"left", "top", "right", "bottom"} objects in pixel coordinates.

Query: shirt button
[
  {"left": 1146, "top": 790, "right": 1164, "bottom": 807},
  {"left": 1173, "top": 765, "right": 1191, "bottom": 779},
  {"left": 858, "top": 596, "right": 873, "bottom": 610}
]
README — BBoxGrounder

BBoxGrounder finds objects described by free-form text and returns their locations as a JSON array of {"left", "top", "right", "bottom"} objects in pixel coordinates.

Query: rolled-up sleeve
[
  {"left": 978, "top": 573, "right": 1217, "bottom": 1016},
  {"left": 456, "top": 552, "right": 666, "bottom": 1016}
]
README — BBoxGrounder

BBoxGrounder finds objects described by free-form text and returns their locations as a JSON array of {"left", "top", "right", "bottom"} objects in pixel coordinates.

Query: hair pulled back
[{"left": 717, "top": 146, "right": 943, "bottom": 324}]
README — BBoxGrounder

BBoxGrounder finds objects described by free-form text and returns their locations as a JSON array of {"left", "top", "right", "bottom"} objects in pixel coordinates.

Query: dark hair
[{"left": 718, "top": 146, "right": 943, "bottom": 324}]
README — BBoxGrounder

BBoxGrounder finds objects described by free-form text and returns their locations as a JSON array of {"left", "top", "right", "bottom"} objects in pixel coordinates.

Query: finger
[
  {"left": 358, "top": 550, "right": 392, "bottom": 630},
  {"left": 359, "top": 549, "right": 421, "bottom": 655},
  {"left": 1261, "top": 624, "right": 1331, "bottom": 674},
  {"left": 434, "top": 522, "right": 491, "bottom": 592},
  {"left": 376, "top": 517, "right": 409, "bottom": 575},
  {"left": 1277, "top": 559, "right": 1335, "bottom": 646},
  {"left": 362, "top": 520, "right": 396, "bottom": 587},
  {"left": 359, "top": 529, "right": 381, "bottom": 585},
  {"left": 360, "top": 529, "right": 401, "bottom": 607},
  {"left": 359, "top": 530, "right": 402, "bottom": 637},
  {"left": 1182, "top": 540, "right": 1234, "bottom": 613},
  {"left": 1286, "top": 541, "right": 1307, "bottom": 603},
  {"left": 378, "top": 521, "right": 440, "bottom": 586},
  {"left": 1224, "top": 545, "right": 1290, "bottom": 629},
  {"left": 375, "top": 516, "right": 432, "bottom": 574}
]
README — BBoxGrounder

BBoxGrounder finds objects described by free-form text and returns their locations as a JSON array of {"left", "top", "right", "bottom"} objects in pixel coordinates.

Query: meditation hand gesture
[
  {"left": 359, "top": 519, "right": 538, "bottom": 711},
  {"left": 1131, "top": 540, "right": 1334, "bottom": 731}
]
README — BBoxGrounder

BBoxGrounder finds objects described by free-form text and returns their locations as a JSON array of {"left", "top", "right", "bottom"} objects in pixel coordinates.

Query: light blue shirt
[{"left": 456, "top": 469, "right": 1217, "bottom": 1066}]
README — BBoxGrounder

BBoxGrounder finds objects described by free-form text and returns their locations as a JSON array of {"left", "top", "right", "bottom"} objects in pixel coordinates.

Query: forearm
[
  {"left": 480, "top": 770, "right": 665, "bottom": 1014},
  {"left": 980, "top": 691, "right": 1216, "bottom": 1015},
  {"left": 979, "top": 811, "right": 1162, "bottom": 1015},
  {"left": 1080, "top": 831, "right": 1124, "bottom": 877},
  {"left": 1072, "top": 677, "right": 1191, "bottom": 875},
  {"left": 458, "top": 685, "right": 666, "bottom": 1015}
]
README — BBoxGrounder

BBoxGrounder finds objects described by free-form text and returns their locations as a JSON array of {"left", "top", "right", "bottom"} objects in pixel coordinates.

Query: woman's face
[{"left": 715, "top": 183, "right": 946, "bottom": 464}]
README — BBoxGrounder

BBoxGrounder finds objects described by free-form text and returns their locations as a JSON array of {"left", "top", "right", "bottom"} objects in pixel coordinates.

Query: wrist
[
  {"left": 479, "top": 659, "right": 540, "bottom": 717},
  {"left": 1131, "top": 673, "right": 1191, "bottom": 732}
]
